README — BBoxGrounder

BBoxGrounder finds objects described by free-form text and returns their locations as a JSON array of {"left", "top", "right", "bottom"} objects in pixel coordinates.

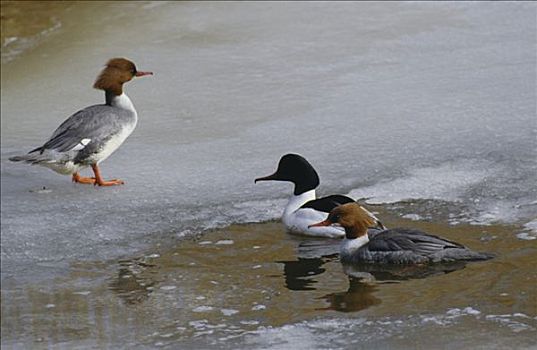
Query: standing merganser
[
  {"left": 309, "top": 203, "right": 494, "bottom": 264},
  {"left": 255, "top": 154, "right": 385, "bottom": 238},
  {"left": 9, "top": 58, "right": 152, "bottom": 186}
]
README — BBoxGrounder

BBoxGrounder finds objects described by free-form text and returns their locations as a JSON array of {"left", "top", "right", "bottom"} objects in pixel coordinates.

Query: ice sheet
[{"left": 1, "top": 2, "right": 535, "bottom": 283}]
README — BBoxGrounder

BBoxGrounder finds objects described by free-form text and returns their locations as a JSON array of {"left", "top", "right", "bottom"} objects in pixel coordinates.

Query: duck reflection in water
[
  {"left": 278, "top": 237, "right": 471, "bottom": 313},
  {"left": 277, "top": 257, "right": 329, "bottom": 291},
  {"left": 109, "top": 258, "right": 157, "bottom": 305},
  {"left": 277, "top": 238, "right": 340, "bottom": 291},
  {"left": 341, "top": 260, "right": 469, "bottom": 281},
  {"left": 319, "top": 277, "right": 381, "bottom": 312},
  {"left": 319, "top": 261, "right": 468, "bottom": 313}
]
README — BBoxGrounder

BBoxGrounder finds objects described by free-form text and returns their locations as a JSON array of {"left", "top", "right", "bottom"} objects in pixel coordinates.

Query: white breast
[
  {"left": 285, "top": 208, "right": 345, "bottom": 238},
  {"left": 282, "top": 190, "right": 345, "bottom": 238},
  {"left": 93, "top": 123, "right": 137, "bottom": 164},
  {"left": 340, "top": 236, "right": 370, "bottom": 259},
  {"left": 93, "top": 93, "right": 138, "bottom": 164}
]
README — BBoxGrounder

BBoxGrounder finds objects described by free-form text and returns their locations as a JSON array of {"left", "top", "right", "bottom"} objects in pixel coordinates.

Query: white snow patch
[
  {"left": 348, "top": 161, "right": 494, "bottom": 204},
  {"left": 516, "top": 232, "right": 537, "bottom": 241},
  {"left": 243, "top": 307, "right": 536, "bottom": 348},
  {"left": 73, "top": 291, "right": 91, "bottom": 296},
  {"left": 240, "top": 320, "right": 260, "bottom": 325},
  {"left": 485, "top": 314, "right": 535, "bottom": 333},
  {"left": 517, "top": 220, "right": 537, "bottom": 240},
  {"left": 401, "top": 213, "right": 423, "bottom": 221},
  {"left": 189, "top": 320, "right": 209, "bottom": 329},
  {"left": 215, "top": 240, "right": 234, "bottom": 245},
  {"left": 193, "top": 306, "right": 214, "bottom": 313},
  {"left": 221, "top": 308, "right": 239, "bottom": 316},
  {"left": 523, "top": 219, "right": 537, "bottom": 232},
  {"left": 160, "top": 285, "right": 176, "bottom": 291}
]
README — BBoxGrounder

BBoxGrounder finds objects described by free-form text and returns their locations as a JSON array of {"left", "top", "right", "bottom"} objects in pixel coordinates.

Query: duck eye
[{"left": 332, "top": 214, "right": 340, "bottom": 222}]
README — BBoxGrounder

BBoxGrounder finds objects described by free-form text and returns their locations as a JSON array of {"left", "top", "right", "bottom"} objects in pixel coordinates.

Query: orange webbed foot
[
  {"left": 72, "top": 173, "right": 96, "bottom": 185},
  {"left": 73, "top": 165, "right": 126, "bottom": 187},
  {"left": 91, "top": 164, "right": 125, "bottom": 186},
  {"left": 95, "top": 178, "right": 125, "bottom": 186}
]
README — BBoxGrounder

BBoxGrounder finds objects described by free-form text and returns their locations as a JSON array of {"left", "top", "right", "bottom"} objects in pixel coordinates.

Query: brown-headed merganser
[
  {"left": 9, "top": 58, "right": 152, "bottom": 186},
  {"left": 255, "top": 154, "right": 385, "bottom": 238},
  {"left": 309, "top": 203, "right": 494, "bottom": 264}
]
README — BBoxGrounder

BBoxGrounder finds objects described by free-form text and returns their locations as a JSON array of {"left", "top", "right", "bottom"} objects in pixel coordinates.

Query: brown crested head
[
  {"left": 327, "top": 203, "right": 377, "bottom": 239},
  {"left": 93, "top": 58, "right": 152, "bottom": 96}
]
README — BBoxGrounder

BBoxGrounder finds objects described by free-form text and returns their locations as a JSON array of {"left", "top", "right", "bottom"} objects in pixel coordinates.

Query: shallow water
[
  {"left": 2, "top": 216, "right": 536, "bottom": 349},
  {"left": 1, "top": 1, "right": 536, "bottom": 349}
]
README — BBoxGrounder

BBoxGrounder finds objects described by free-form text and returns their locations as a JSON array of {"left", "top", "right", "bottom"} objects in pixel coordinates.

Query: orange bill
[{"left": 308, "top": 219, "right": 332, "bottom": 228}]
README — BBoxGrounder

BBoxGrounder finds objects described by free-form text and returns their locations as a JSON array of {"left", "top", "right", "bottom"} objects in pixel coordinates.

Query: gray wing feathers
[
  {"left": 10, "top": 104, "right": 134, "bottom": 166},
  {"left": 37, "top": 105, "right": 132, "bottom": 154},
  {"left": 349, "top": 228, "right": 493, "bottom": 264},
  {"left": 368, "top": 229, "right": 464, "bottom": 255}
]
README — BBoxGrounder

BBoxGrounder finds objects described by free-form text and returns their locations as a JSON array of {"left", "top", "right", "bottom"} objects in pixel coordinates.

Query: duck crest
[
  {"left": 333, "top": 203, "right": 378, "bottom": 239},
  {"left": 93, "top": 58, "right": 136, "bottom": 96}
]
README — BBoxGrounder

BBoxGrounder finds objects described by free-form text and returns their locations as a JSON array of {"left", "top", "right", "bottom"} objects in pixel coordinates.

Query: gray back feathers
[{"left": 10, "top": 104, "right": 135, "bottom": 165}]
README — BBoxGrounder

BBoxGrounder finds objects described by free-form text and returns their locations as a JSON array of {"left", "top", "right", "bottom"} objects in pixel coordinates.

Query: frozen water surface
[
  {"left": 1, "top": 1, "right": 536, "bottom": 349},
  {"left": 2, "top": 2, "right": 535, "bottom": 282}
]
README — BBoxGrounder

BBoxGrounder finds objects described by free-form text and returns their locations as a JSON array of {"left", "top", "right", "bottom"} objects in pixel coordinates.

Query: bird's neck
[
  {"left": 293, "top": 175, "right": 319, "bottom": 196},
  {"left": 344, "top": 226, "right": 368, "bottom": 240},
  {"left": 106, "top": 91, "right": 136, "bottom": 114},
  {"left": 341, "top": 235, "right": 370, "bottom": 256},
  {"left": 284, "top": 189, "right": 316, "bottom": 216}
]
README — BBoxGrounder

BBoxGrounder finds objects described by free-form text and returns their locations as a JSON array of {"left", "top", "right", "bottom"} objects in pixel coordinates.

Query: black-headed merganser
[
  {"left": 9, "top": 58, "right": 152, "bottom": 186},
  {"left": 255, "top": 154, "right": 385, "bottom": 238},
  {"left": 309, "top": 203, "right": 494, "bottom": 264}
]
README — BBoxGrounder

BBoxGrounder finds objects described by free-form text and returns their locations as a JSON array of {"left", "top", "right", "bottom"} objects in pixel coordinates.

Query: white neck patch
[
  {"left": 340, "top": 235, "right": 369, "bottom": 257},
  {"left": 284, "top": 189, "right": 316, "bottom": 216},
  {"left": 111, "top": 93, "right": 137, "bottom": 114}
]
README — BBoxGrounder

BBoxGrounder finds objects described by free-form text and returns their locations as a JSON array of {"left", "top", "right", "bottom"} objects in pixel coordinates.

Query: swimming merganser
[
  {"left": 255, "top": 154, "right": 385, "bottom": 238},
  {"left": 310, "top": 203, "right": 494, "bottom": 264},
  {"left": 9, "top": 58, "right": 152, "bottom": 186}
]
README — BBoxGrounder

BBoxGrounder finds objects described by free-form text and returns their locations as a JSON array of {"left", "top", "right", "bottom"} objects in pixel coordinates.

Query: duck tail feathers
[{"left": 9, "top": 152, "right": 54, "bottom": 165}]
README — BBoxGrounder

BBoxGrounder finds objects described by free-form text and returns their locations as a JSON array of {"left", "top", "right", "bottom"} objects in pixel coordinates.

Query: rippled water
[
  {"left": 2, "top": 218, "right": 536, "bottom": 349},
  {"left": 1, "top": 1, "right": 536, "bottom": 349}
]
